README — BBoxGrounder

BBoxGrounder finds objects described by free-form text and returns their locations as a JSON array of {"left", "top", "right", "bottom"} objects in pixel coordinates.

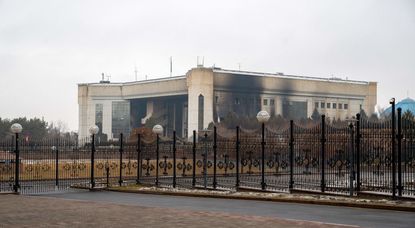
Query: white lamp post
[
  {"left": 89, "top": 125, "right": 99, "bottom": 189},
  {"left": 89, "top": 125, "right": 99, "bottom": 135},
  {"left": 152, "top": 125, "right": 163, "bottom": 186},
  {"left": 256, "top": 110, "right": 271, "bottom": 124},
  {"left": 10, "top": 123, "right": 22, "bottom": 193},
  {"left": 10, "top": 123, "right": 23, "bottom": 134},
  {"left": 152, "top": 125, "right": 163, "bottom": 135},
  {"left": 256, "top": 110, "right": 270, "bottom": 190}
]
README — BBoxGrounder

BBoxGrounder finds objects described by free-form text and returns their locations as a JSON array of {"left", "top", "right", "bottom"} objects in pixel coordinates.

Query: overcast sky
[{"left": 0, "top": 0, "right": 414, "bottom": 131}]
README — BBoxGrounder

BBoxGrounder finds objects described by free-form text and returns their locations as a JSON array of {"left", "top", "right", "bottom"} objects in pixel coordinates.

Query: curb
[{"left": 107, "top": 188, "right": 415, "bottom": 212}]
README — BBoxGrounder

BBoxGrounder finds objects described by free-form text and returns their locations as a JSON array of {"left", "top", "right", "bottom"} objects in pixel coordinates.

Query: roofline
[
  {"left": 78, "top": 75, "right": 186, "bottom": 86},
  {"left": 78, "top": 67, "right": 376, "bottom": 86},
  {"left": 212, "top": 68, "right": 372, "bottom": 85}
]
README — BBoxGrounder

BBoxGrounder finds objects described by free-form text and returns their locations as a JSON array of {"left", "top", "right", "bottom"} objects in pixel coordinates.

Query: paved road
[
  {"left": 0, "top": 194, "right": 345, "bottom": 228},
  {"left": 33, "top": 190, "right": 414, "bottom": 228}
]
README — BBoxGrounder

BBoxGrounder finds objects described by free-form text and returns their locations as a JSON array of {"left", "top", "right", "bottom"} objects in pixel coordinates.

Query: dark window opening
[{"left": 198, "top": 94, "right": 204, "bottom": 130}]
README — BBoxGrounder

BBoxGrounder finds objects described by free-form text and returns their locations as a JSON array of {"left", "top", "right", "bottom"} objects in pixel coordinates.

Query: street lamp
[
  {"left": 346, "top": 119, "right": 358, "bottom": 197},
  {"left": 51, "top": 145, "right": 59, "bottom": 189},
  {"left": 89, "top": 125, "right": 99, "bottom": 135},
  {"left": 10, "top": 123, "right": 22, "bottom": 193},
  {"left": 153, "top": 125, "right": 163, "bottom": 186},
  {"left": 390, "top": 97, "right": 397, "bottom": 199},
  {"left": 11, "top": 123, "right": 23, "bottom": 135},
  {"left": 89, "top": 125, "right": 99, "bottom": 189},
  {"left": 257, "top": 110, "right": 270, "bottom": 190}
]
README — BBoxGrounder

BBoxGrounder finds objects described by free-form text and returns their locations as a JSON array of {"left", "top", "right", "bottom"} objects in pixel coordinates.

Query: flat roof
[
  {"left": 213, "top": 68, "right": 371, "bottom": 85},
  {"left": 78, "top": 75, "right": 186, "bottom": 86},
  {"left": 79, "top": 67, "right": 373, "bottom": 86}
]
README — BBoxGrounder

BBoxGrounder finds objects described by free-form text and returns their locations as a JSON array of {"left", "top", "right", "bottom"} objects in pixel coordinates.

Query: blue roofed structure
[{"left": 384, "top": 97, "right": 415, "bottom": 115}]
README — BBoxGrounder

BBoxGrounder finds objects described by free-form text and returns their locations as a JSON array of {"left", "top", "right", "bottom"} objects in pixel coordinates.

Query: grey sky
[{"left": 1, "top": 0, "right": 414, "bottom": 131}]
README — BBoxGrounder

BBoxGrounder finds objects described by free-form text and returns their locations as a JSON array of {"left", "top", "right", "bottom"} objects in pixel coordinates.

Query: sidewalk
[
  {"left": 108, "top": 185, "right": 415, "bottom": 212},
  {"left": 0, "top": 194, "right": 352, "bottom": 228}
]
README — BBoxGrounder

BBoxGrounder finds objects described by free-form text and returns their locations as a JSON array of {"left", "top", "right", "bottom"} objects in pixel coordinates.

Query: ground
[{"left": 0, "top": 193, "right": 345, "bottom": 228}]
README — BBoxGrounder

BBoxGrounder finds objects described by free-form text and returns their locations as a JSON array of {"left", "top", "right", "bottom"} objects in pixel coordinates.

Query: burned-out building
[{"left": 78, "top": 67, "right": 377, "bottom": 140}]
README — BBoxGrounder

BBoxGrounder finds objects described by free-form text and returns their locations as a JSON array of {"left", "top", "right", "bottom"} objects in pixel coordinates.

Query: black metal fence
[{"left": 1, "top": 110, "right": 414, "bottom": 199}]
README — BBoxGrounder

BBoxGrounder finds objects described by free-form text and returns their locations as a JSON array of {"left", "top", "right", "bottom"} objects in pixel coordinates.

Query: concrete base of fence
[
  {"left": 0, "top": 191, "right": 19, "bottom": 195},
  {"left": 106, "top": 185, "right": 415, "bottom": 212}
]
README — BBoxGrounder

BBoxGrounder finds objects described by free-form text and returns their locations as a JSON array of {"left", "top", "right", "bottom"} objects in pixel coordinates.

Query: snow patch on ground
[{"left": 120, "top": 185, "right": 415, "bottom": 208}]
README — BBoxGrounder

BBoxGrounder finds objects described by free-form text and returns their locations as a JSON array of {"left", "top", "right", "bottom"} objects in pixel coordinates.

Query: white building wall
[
  {"left": 78, "top": 85, "right": 89, "bottom": 140},
  {"left": 186, "top": 67, "right": 214, "bottom": 137}
]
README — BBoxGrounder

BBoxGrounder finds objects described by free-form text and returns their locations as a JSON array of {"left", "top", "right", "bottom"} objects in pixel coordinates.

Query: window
[
  {"left": 321, "top": 102, "right": 325, "bottom": 108},
  {"left": 215, "top": 96, "right": 219, "bottom": 104},
  {"left": 315, "top": 102, "right": 319, "bottom": 109},
  {"left": 234, "top": 97, "right": 240, "bottom": 105},
  {"left": 112, "top": 101, "right": 130, "bottom": 138},
  {"left": 327, "top": 103, "right": 331, "bottom": 109},
  {"left": 338, "top": 103, "right": 342, "bottom": 109},
  {"left": 333, "top": 103, "right": 337, "bottom": 109},
  {"left": 198, "top": 95, "right": 204, "bottom": 131},
  {"left": 95, "top": 104, "right": 103, "bottom": 133},
  {"left": 263, "top": 99, "right": 268, "bottom": 106},
  {"left": 344, "top": 104, "right": 348, "bottom": 109},
  {"left": 270, "top": 99, "right": 275, "bottom": 106}
]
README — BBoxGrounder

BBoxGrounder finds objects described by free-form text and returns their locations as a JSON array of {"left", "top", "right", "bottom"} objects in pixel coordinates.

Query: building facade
[{"left": 78, "top": 67, "right": 377, "bottom": 140}]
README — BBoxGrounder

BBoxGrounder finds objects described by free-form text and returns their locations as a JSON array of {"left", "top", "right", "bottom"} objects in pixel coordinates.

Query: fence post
[
  {"left": 13, "top": 133, "right": 20, "bottom": 193},
  {"left": 156, "top": 134, "right": 159, "bottom": 186},
  {"left": 391, "top": 98, "right": 397, "bottom": 199},
  {"left": 55, "top": 139, "right": 59, "bottom": 188},
  {"left": 213, "top": 126, "right": 217, "bottom": 189},
  {"left": 397, "top": 107, "right": 402, "bottom": 197},
  {"left": 192, "top": 130, "right": 196, "bottom": 188},
  {"left": 119, "top": 133, "right": 123, "bottom": 186},
  {"left": 356, "top": 113, "right": 361, "bottom": 192},
  {"left": 321, "top": 115, "right": 326, "bottom": 193},
  {"left": 91, "top": 134, "right": 95, "bottom": 189},
  {"left": 173, "top": 131, "right": 177, "bottom": 188},
  {"left": 136, "top": 134, "right": 141, "bottom": 184},
  {"left": 203, "top": 132, "right": 208, "bottom": 189},
  {"left": 261, "top": 122, "right": 266, "bottom": 190},
  {"left": 106, "top": 165, "right": 110, "bottom": 187},
  {"left": 289, "top": 120, "right": 294, "bottom": 191},
  {"left": 349, "top": 123, "right": 355, "bottom": 196},
  {"left": 236, "top": 126, "right": 240, "bottom": 189}
]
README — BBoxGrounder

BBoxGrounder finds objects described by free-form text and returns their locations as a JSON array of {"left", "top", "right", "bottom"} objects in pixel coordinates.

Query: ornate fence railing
[{"left": 1, "top": 111, "right": 414, "bottom": 199}]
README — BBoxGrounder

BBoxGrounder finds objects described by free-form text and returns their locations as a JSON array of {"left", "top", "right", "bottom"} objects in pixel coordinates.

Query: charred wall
[
  {"left": 130, "top": 99, "right": 147, "bottom": 128},
  {"left": 130, "top": 95, "right": 187, "bottom": 138},
  {"left": 213, "top": 72, "right": 302, "bottom": 121}
]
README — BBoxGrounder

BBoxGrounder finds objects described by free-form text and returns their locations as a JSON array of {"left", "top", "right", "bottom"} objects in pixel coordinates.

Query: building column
[
  {"left": 275, "top": 96, "right": 283, "bottom": 117},
  {"left": 186, "top": 67, "right": 214, "bottom": 138},
  {"left": 307, "top": 99, "right": 313, "bottom": 118}
]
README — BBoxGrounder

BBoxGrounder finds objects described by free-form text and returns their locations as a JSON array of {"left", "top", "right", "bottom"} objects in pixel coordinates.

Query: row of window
[
  {"left": 215, "top": 96, "right": 276, "bottom": 106},
  {"left": 315, "top": 102, "right": 348, "bottom": 110},
  {"left": 263, "top": 98, "right": 275, "bottom": 106},
  {"left": 215, "top": 95, "right": 348, "bottom": 110}
]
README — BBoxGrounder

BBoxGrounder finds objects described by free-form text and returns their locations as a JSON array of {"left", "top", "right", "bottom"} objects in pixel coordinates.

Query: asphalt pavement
[{"left": 33, "top": 190, "right": 415, "bottom": 228}]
